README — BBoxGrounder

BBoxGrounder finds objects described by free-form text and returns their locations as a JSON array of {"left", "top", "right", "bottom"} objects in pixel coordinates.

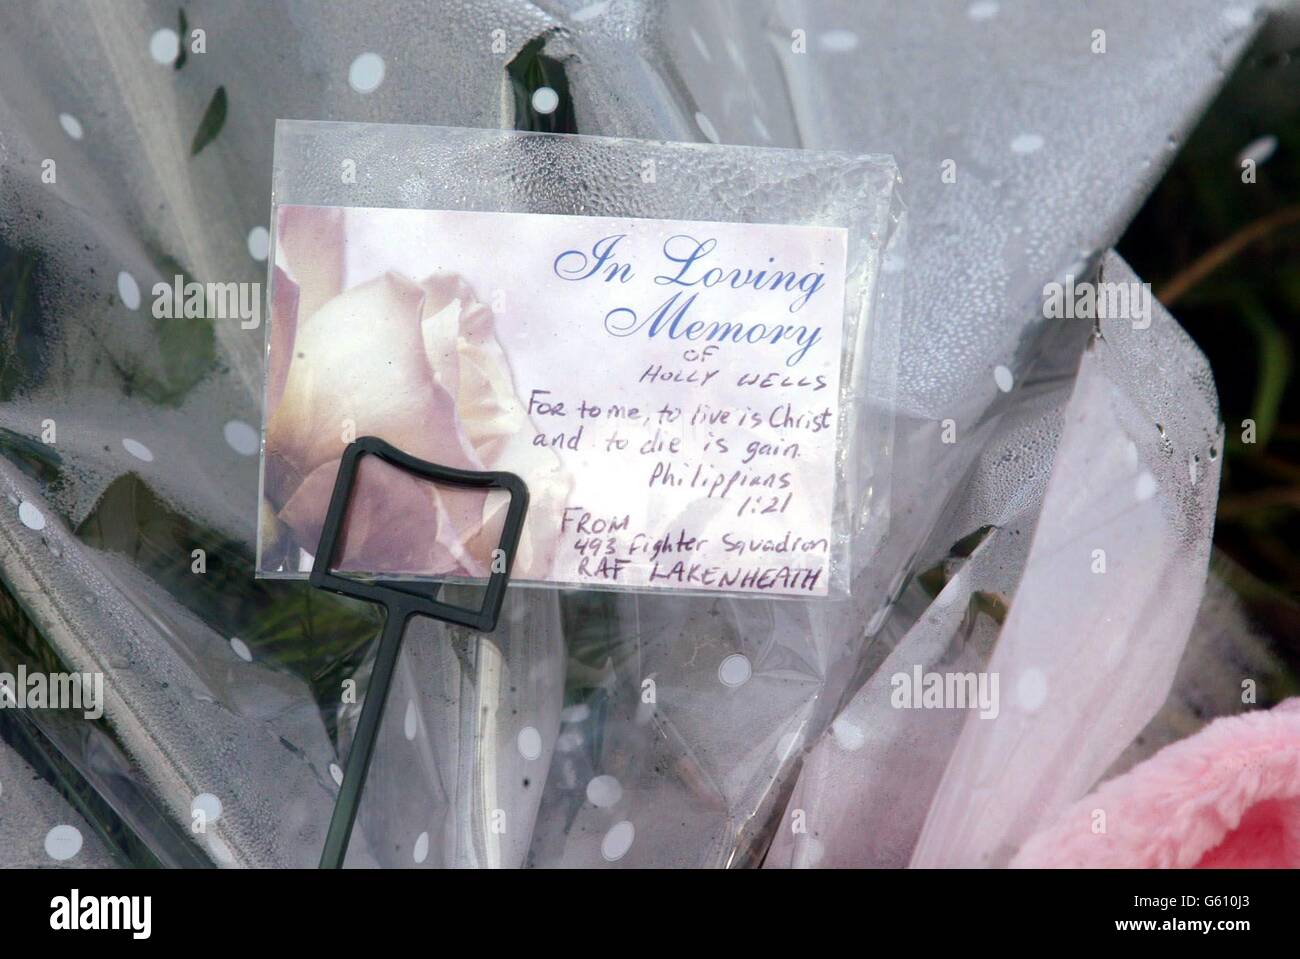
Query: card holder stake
[{"left": 308, "top": 436, "right": 529, "bottom": 869}]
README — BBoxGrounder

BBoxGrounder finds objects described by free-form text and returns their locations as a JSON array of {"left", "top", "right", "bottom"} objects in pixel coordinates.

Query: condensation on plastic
[
  {"left": 0, "top": 0, "right": 1261, "bottom": 867},
  {"left": 260, "top": 122, "right": 906, "bottom": 603},
  {"left": 0, "top": 738, "right": 116, "bottom": 867}
]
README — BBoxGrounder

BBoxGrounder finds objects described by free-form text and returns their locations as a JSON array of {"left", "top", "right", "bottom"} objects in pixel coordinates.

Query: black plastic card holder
[{"left": 309, "top": 436, "right": 529, "bottom": 869}]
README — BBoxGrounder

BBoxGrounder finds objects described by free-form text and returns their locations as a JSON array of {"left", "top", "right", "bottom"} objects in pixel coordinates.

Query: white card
[{"left": 259, "top": 204, "right": 849, "bottom": 598}]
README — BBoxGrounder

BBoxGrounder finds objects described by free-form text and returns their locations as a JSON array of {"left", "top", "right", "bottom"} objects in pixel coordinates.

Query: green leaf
[
  {"left": 0, "top": 246, "right": 45, "bottom": 400},
  {"left": 175, "top": 8, "right": 188, "bottom": 70},
  {"left": 107, "top": 252, "right": 216, "bottom": 406},
  {"left": 190, "top": 85, "right": 226, "bottom": 156},
  {"left": 75, "top": 473, "right": 381, "bottom": 745},
  {"left": 506, "top": 33, "right": 577, "bottom": 134},
  {"left": 949, "top": 524, "right": 995, "bottom": 558},
  {"left": 0, "top": 426, "right": 63, "bottom": 485},
  {"left": 1240, "top": 297, "right": 1292, "bottom": 453}
]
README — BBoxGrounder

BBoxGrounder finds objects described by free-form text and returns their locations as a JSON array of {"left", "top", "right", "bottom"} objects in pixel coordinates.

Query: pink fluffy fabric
[{"left": 1011, "top": 699, "right": 1300, "bottom": 868}]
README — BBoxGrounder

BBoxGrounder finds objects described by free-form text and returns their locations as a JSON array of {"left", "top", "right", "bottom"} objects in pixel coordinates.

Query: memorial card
[{"left": 257, "top": 123, "right": 905, "bottom": 600}]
